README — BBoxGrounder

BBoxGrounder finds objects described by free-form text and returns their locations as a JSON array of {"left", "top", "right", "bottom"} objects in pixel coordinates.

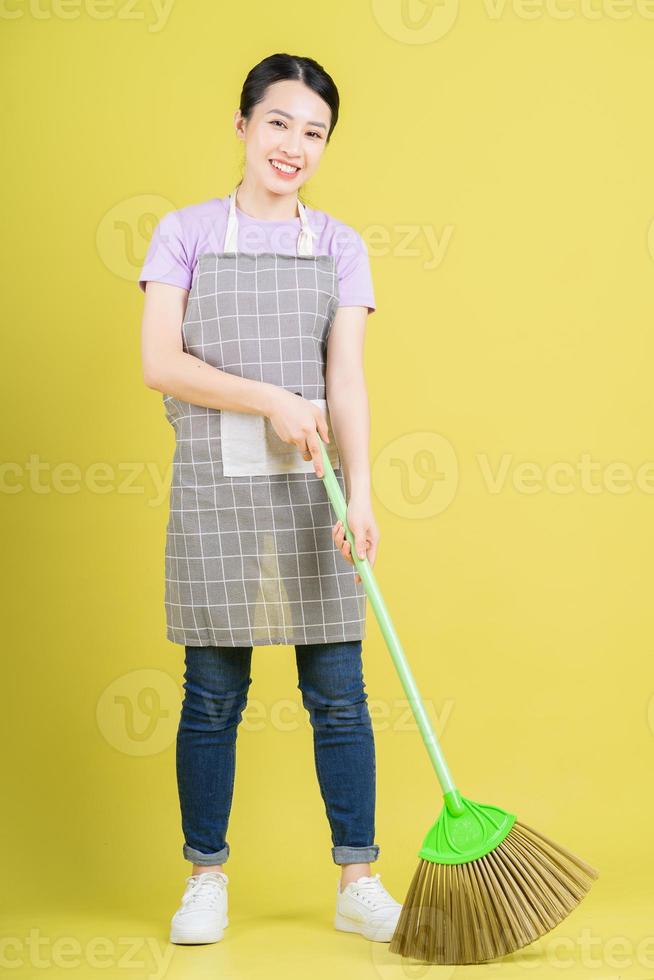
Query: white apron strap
[{"left": 224, "top": 185, "right": 314, "bottom": 255}]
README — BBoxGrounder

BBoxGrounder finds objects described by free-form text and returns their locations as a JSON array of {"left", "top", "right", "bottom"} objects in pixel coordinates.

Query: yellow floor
[{"left": 6, "top": 888, "right": 650, "bottom": 980}]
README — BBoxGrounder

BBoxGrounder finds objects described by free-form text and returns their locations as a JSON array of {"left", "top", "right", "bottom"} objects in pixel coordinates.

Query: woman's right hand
[{"left": 266, "top": 389, "right": 330, "bottom": 478}]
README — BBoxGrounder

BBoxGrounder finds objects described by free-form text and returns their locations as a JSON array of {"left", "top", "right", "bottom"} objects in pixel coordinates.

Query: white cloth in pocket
[{"left": 221, "top": 398, "right": 341, "bottom": 477}]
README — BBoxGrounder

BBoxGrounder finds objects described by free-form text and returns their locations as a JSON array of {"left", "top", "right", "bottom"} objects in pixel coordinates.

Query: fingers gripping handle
[{"left": 317, "top": 435, "right": 461, "bottom": 802}]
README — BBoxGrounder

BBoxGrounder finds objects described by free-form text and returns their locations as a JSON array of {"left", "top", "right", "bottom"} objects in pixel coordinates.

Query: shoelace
[
  {"left": 345, "top": 874, "right": 398, "bottom": 910},
  {"left": 182, "top": 873, "right": 226, "bottom": 911}
]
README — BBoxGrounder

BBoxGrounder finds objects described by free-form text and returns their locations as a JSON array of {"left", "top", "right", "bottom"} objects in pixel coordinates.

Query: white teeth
[{"left": 270, "top": 159, "right": 299, "bottom": 174}]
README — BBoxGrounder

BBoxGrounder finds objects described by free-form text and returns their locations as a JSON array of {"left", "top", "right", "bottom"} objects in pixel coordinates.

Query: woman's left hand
[{"left": 332, "top": 497, "right": 380, "bottom": 584}]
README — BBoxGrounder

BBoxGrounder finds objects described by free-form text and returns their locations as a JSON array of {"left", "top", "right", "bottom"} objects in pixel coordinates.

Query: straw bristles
[{"left": 388, "top": 820, "right": 598, "bottom": 964}]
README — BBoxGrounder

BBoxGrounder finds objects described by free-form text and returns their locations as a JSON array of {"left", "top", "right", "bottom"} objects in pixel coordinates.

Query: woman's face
[{"left": 235, "top": 79, "right": 331, "bottom": 194}]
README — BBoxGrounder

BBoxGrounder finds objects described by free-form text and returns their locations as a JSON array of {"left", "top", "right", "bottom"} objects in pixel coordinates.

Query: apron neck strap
[{"left": 224, "top": 184, "right": 314, "bottom": 256}]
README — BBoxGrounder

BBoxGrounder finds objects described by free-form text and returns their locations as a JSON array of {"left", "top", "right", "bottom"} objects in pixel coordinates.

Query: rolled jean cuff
[
  {"left": 332, "top": 844, "right": 380, "bottom": 865},
  {"left": 183, "top": 843, "right": 230, "bottom": 865}
]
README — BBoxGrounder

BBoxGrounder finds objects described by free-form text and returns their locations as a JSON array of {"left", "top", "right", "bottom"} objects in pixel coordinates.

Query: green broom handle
[{"left": 318, "top": 436, "right": 464, "bottom": 815}]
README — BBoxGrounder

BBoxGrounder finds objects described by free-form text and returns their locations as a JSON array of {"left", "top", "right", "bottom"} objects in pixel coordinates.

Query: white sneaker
[
  {"left": 169, "top": 871, "right": 229, "bottom": 944},
  {"left": 334, "top": 873, "right": 402, "bottom": 942}
]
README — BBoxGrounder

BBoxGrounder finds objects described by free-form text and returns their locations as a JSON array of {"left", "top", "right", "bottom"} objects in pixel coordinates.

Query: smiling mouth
[{"left": 269, "top": 158, "right": 301, "bottom": 175}]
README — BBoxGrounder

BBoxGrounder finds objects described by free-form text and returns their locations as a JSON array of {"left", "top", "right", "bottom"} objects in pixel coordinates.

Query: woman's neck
[{"left": 235, "top": 178, "right": 300, "bottom": 221}]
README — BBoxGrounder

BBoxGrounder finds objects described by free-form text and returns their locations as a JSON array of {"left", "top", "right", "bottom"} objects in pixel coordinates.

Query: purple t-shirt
[{"left": 138, "top": 194, "right": 376, "bottom": 314}]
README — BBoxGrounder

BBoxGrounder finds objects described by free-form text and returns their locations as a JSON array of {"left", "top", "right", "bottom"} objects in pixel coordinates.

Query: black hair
[{"left": 238, "top": 53, "right": 340, "bottom": 144}]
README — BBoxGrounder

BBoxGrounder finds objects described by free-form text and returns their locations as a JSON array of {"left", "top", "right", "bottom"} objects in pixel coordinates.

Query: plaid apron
[{"left": 162, "top": 186, "right": 367, "bottom": 647}]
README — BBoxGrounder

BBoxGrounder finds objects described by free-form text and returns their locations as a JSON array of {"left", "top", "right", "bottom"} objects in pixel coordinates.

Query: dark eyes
[{"left": 269, "top": 119, "right": 322, "bottom": 139}]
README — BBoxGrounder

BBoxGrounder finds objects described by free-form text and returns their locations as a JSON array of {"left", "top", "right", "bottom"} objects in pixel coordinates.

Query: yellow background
[{"left": 3, "top": 1, "right": 653, "bottom": 978}]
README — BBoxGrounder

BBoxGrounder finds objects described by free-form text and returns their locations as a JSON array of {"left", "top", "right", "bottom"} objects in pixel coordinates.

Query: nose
[{"left": 277, "top": 129, "right": 302, "bottom": 158}]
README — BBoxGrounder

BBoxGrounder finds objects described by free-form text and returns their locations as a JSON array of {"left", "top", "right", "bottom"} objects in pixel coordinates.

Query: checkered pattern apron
[{"left": 162, "top": 187, "right": 367, "bottom": 647}]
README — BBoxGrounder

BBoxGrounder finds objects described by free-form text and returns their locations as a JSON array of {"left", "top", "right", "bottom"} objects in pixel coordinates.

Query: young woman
[{"left": 138, "top": 52, "right": 401, "bottom": 945}]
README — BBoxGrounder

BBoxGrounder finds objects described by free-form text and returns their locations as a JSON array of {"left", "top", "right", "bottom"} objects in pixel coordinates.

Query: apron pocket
[{"left": 221, "top": 398, "right": 341, "bottom": 477}]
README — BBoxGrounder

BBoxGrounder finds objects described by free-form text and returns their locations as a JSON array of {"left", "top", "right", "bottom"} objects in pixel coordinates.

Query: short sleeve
[
  {"left": 334, "top": 227, "right": 376, "bottom": 315},
  {"left": 138, "top": 210, "right": 192, "bottom": 292}
]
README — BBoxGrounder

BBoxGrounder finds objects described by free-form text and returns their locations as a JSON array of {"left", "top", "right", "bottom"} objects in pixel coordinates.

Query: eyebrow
[{"left": 265, "top": 109, "right": 328, "bottom": 130}]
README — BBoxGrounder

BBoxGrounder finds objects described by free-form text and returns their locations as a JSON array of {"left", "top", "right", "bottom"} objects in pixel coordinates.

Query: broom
[{"left": 317, "top": 435, "right": 598, "bottom": 965}]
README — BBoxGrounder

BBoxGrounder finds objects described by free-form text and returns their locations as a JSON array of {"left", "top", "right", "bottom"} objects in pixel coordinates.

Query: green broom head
[
  {"left": 389, "top": 790, "right": 599, "bottom": 965},
  {"left": 418, "top": 789, "right": 517, "bottom": 863}
]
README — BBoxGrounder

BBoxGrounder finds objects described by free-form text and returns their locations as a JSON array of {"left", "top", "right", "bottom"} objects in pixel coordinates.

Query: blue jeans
[{"left": 176, "top": 640, "right": 380, "bottom": 866}]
